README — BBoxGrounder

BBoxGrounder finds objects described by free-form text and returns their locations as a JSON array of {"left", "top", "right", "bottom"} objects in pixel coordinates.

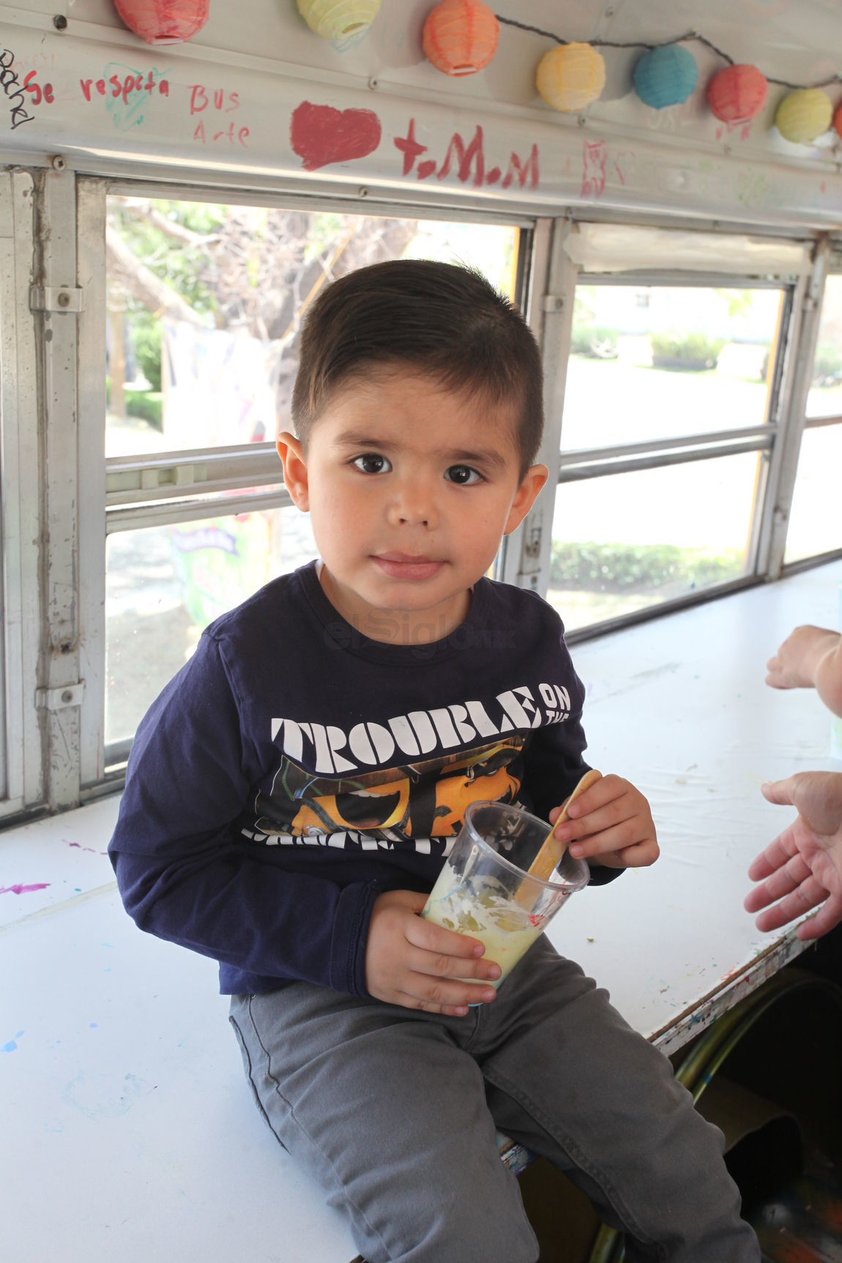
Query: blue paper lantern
[{"left": 633, "top": 44, "right": 698, "bottom": 109}]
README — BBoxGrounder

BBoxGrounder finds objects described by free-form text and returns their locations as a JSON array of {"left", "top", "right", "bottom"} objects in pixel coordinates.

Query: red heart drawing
[{"left": 291, "top": 101, "right": 382, "bottom": 171}]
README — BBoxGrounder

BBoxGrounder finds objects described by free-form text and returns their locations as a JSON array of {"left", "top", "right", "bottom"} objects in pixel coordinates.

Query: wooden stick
[{"left": 524, "top": 768, "right": 603, "bottom": 886}]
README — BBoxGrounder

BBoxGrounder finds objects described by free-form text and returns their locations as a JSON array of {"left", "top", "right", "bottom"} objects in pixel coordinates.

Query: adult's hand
[{"left": 744, "top": 771, "right": 842, "bottom": 941}]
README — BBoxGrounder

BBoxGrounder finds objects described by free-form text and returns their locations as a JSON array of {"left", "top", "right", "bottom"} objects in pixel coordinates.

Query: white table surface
[
  {"left": 2, "top": 560, "right": 840, "bottom": 1262},
  {"left": 547, "top": 558, "right": 842, "bottom": 1052}
]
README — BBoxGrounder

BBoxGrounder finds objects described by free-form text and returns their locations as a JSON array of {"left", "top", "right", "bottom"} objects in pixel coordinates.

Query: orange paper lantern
[
  {"left": 706, "top": 64, "right": 768, "bottom": 124},
  {"left": 536, "top": 42, "right": 606, "bottom": 114},
  {"left": 422, "top": 0, "right": 499, "bottom": 77},
  {"left": 113, "top": 0, "right": 209, "bottom": 44}
]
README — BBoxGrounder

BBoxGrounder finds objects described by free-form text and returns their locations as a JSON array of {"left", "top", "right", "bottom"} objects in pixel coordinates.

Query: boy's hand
[
  {"left": 549, "top": 773, "right": 659, "bottom": 869},
  {"left": 365, "top": 889, "right": 501, "bottom": 1016}
]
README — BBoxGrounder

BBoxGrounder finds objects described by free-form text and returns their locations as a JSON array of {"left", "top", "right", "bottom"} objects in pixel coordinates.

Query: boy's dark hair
[{"left": 291, "top": 259, "right": 544, "bottom": 476}]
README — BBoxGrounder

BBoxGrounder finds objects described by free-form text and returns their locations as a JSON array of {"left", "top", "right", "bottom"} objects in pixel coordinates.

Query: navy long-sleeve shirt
[{"left": 109, "top": 561, "right": 608, "bottom": 995}]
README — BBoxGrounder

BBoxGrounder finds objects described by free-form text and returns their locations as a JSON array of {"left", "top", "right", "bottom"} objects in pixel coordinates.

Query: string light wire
[{"left": 495, "top": 16, "right": 842, "bottom": 91}]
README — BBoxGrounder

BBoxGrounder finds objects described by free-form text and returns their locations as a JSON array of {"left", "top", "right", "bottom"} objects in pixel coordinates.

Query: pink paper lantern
[
  {"left": 706, "top": 64, "right": 768, "bottom": 124},
  {"left": 422, "top": 0, "right": 499, "bottom": 77},
  {"left": 113, "top": 0, "right": 210, "bottom": 45}
]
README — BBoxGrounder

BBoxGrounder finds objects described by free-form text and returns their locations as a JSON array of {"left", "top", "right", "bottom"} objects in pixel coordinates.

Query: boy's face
[{"left": 278, "top": 367, "right": 546, "bottom": 645}]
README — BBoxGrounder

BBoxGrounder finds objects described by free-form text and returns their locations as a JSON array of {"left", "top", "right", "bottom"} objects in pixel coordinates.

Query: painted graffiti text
[
  {"left": 1, "top": 48, "right": 35, "bottom": 129},
  {"left": 80, "top": 70, "right": 170, "bottom": 105},
  {"left": 393, "top": 118, "right": 539, "bottom": 190}
]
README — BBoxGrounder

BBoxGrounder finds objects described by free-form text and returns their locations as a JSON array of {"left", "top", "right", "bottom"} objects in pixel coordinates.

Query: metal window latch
[
  {"left": 29, "top": 286, "right": 84, "bottom": 313},
  {"left": 36, "top": 683, "right": 85, "bottom": 710}
]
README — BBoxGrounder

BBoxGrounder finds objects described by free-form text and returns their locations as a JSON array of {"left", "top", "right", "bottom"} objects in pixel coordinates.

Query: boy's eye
[
  {"left": 445, "top": 464, "right": 482, "bottom": 485},
  {"left": 352, "top": 453, "right": 391, "bottom": 475}
]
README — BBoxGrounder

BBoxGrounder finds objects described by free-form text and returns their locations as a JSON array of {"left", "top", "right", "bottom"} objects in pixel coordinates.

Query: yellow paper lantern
[
  {"left": 296, "top": 0, "right": 381, "bottom": 42},
  {"left": 536, "top": 42, "right": 606, "bottom": 114},
  {"left": 775, "top": 88, "right": 833, "bottom": 144},
  {"left": 422, "top": 0, "right": 499, "bottom": 77}
]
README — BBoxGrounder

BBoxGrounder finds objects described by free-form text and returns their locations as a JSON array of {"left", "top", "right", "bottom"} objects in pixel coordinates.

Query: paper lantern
[
  {"left": 422, "top": 0, "right": 499, "bottom": 77},
  {"left": 834, "top": 101, "right": 842, "bottom": 140},
  {"left": 296, "top": 0, "right": 381, "bottom": 41},
  {"left": 706, "top": 64, "right": 768, "bottom": 124},
  {"left": 633, "top": 44, "right": 698, "bottom": 109},
  {"left": 775, "top": 88, "right": 833, "bottom": 143},
  {"left": 536, "top": 43, "right": 606, "bottom": 114},
  {"left": 113, "top": 0, "right": 209, "bottom": 44}
]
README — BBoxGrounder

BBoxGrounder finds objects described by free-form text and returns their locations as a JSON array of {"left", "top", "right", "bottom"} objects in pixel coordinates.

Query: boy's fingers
[
  {"left": 400, "top": 974, "right": 499, "bottom": 1012},
  {"left": 409, "top": 914, "right": 487, "bottom": 958},
  {"left": 400, "top": 890, "right": 431, "bottom": 914},
  {"left": 556, "top": 769, "right": 604, "bottom": 819},
  {"left": 576, "top": 838, "right": 658, "bottom": 869},
  {"left": 556, "top": 797, "right": 633, "bottom": 846},
  {"left": 408, "top": 944, "right": 500, "bottom": 983},
  {"left": 369, "top": 960, "right": 497, "bottom": 1011},
  {"left": 567, "top": 814, "right": 652, "bottom": 853}
]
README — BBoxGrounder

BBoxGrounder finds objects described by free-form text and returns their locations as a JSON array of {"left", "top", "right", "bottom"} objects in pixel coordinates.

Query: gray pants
[{"left": 229, "top": 940, "right": 760, "bottom": 1263}]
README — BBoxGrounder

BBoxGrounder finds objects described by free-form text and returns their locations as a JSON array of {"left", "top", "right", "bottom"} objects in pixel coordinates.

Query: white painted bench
[{"left": 4, "top": 560, "right": 840, "bottom": 1261}]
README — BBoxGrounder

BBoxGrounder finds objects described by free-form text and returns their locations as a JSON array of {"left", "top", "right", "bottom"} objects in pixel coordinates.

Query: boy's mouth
[{"left": 373, "top": 553, "right": 444, "bottom": 581}]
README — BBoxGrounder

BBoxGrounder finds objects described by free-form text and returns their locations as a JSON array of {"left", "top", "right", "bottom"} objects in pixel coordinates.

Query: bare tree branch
[
  {"left": 147, "top": 207, "right": 219, "bottom": 247},
  {"left": 106, "top": 226, "right": 210, "bottom": 327}
]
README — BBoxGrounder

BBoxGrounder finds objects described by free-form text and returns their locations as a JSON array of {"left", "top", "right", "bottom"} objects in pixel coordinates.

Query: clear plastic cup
[{"left": 422, "top": 800, "right": 589, "bottom": 988}]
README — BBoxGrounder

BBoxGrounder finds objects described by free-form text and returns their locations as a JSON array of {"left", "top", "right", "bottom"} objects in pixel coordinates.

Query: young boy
[{"left": 109, "top": 260, "right": 760, "bottom": 1262}]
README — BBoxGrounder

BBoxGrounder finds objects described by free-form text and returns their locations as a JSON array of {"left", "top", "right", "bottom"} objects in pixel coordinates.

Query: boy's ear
[
  {"left": 503, "top": 464, "right": 548, "bottom": 535},
  {"left": 277, "top": 432, "right": 309, "bottom": 512}
]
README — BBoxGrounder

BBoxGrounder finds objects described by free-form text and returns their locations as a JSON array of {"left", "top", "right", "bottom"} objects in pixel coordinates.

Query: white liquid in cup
[{"left": 420, "top": 800, "right": 588, "bottom": 991}]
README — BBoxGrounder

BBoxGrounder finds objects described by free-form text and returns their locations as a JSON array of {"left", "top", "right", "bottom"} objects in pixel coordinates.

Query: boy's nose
[{"left": 387, "top": 478, "right": 438, "bottom": 528}]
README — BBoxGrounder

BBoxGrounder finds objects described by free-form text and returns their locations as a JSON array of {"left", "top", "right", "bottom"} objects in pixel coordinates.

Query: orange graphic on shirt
[{"left": 253, "top": 738, "right": 526, "bottom": 841}]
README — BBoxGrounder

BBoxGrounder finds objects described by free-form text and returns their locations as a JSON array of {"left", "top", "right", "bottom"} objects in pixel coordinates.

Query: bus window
[
  {"left": 549, "top": 280, "right": 784, "bottom": 631},
  {"left": 104, "top": 195, "right": 521, "bottom": 761}
]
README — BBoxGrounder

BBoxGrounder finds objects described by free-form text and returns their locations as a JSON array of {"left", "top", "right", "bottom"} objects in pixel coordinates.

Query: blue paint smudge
[{"left": 2, "top": 1029, "right": 25, "bottom": 1052}]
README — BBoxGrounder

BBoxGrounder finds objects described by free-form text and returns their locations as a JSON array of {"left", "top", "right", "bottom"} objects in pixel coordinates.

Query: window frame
[
  {"left": 0, "top": 171, "right": 41, "bottom": 820},
  {"left": 780, "top": 257, "right": 842, "bottom": 572}
]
